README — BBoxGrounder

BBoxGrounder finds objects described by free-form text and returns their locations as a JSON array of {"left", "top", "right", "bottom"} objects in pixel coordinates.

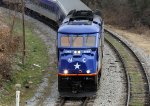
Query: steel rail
[
  {"left": 56, "top": 97, "right": 90, "bottom": 106},
  {"left": 105, "top": 38, "right": 130, "bottom": 106},
  {"left": 105, "top": 29, "right": 150, "bottom": 106}
]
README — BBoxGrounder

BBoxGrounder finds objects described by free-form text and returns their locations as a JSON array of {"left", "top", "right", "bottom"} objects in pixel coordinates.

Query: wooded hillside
[{"left": 82, "top": 0, "right": 150, "bottom": 28}]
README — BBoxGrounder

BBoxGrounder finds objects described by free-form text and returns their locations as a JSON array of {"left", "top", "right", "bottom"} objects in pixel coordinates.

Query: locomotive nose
[
  {"left": 59, "top": 49, "right": 97, "bottom": 74},
  {"left": 60, "top": 57, "right": 95, "bottom": 74}
]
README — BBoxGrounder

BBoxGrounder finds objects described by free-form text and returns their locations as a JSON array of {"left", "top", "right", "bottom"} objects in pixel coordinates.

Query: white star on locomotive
[{"left": 74, "top": 62, "right": 81, "bottom": 69}]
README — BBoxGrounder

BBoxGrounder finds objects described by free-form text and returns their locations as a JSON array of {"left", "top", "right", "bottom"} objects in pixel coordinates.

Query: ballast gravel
[
  {"left": 94, "top": 43, "right": 126, "bottom": 106},
  {"left": 106, "top": 29, "right": 150, "bottom": 92}
]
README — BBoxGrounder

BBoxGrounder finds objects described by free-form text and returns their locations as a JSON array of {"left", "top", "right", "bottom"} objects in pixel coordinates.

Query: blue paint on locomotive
[
  {"left": 58, "top": 49, "right": 98, "bottom": 74},
  {"left": 58, "top": 24, "right": 101, "bottom": 34},
  {"left": 57, "top": 11, "right": 102, "bottom": 76},
  {"left": 57, "top": 34, "right": 100, "bottom": 75}
]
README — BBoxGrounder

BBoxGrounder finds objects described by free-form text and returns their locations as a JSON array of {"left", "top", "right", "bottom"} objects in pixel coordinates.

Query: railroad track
[
  {"left": 55, "top": 97, "right": 95, "bottom": 106},
  {"left": 105, "top": 29, "right": 150, "bottom": 106},
  {"left": 1, "top": 2, "right": 150, "bottom": 105}
]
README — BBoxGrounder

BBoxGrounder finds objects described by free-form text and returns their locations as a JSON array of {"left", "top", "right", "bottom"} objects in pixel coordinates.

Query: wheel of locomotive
[
  {"left": 58, "top": 76, "right": 62, "bottom": 92},
  {"left": 98, "top": 71, "right": 101, "bottom": 81},
  {"left": 94, "top": 75, "right": 99, "bottom": 90}
]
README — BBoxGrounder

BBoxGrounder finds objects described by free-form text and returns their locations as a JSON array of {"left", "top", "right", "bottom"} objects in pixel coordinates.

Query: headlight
[
  {"left": 74, "top": 50, "right": 81, "bottom": 55},
  {"left": 64, "top": 69, "right": 68, "bottom": 74},
  {"left": 78, "top": 51, "right": 81, "bottom": 54},
  {"left": 74, "top": 51, "right": 77, "bottom": 54},
  {"left": 86, "top": 70, "right": 91, "bottom": 74}
]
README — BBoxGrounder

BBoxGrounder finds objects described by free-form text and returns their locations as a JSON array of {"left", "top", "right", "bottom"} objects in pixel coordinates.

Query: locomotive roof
[
  {"left": 58, "top": 24, "right": 100, "bottom": 34},
  {"left": 58, "top": 10, "right": 102, "bottom": 34}
]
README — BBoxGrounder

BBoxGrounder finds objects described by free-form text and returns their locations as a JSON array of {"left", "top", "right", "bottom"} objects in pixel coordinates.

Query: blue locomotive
[
  {"left": 57, "top": 10, "right": 104, "bottom": 96},
  {"left": 25, "top": 0, "right": 104, "bottom": 97}
]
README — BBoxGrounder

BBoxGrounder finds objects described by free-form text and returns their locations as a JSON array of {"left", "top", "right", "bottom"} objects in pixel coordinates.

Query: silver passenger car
[{"left": 56, "top": 0, "right": 91, "bottom": 15}]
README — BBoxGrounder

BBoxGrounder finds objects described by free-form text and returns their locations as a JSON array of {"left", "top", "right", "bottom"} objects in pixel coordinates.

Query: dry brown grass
[
  {"left": 0, "top": 20, "right": 20, "bottom": 82},
  {"left": 129, "top": 23, "right": 150, "bottom": 37},
  {"left": 0, "top": 24, "right": 12, "bottom": 84}
]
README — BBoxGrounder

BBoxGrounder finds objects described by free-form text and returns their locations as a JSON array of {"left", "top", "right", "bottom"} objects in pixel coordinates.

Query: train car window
[
  {"left": 61, "top": 36, "right": 70, "bottom": 47},
  {"left": 72, "top": 36, "right": 83, "bottom": 47},
  {"left": 85, "top": 36, "right": 96, "bottom": 47}
]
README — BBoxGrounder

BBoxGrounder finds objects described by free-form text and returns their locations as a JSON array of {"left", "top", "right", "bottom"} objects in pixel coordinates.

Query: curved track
[
  {"left": 104, "top": 35, "right": 129, "bottom": 106},
  {"left": 1, "top": 1, "right": 150, "bottom": 106},
  {"left": 105, "top": 29, "right": 150, "bottom": 106}
]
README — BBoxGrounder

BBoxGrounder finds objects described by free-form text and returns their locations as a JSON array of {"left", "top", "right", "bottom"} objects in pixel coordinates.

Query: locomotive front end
[
  {"left": 58, "top": 34, "right": 99, "bottom": 96},
  {"left": 57, "top": 10, "right": 103, "bottom": 97}
]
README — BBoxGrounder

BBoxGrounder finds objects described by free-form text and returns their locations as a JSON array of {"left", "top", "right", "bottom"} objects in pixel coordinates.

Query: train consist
[
  {"left": 37, "top": 0, "right": 104, "bottom": 97},
  {"left": 33, "top": 0, "right": 104, "bottom": 97},
  {"left": 1, "top": 0, "right": 104, "bottom": 97}
]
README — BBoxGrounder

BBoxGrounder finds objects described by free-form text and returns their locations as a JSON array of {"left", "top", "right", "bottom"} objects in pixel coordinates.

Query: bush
[
  {"left": 0, "top": 22, "right": 20, "bottom": 81},
  {"left": 81, "top": 0, "right": 150, "bottom": 27},
  {"left": 0, "top": 54, "right": 11, "bottom": 80},
  {"left": 141, "top": 8, "right": 150, "bottom": 26}
]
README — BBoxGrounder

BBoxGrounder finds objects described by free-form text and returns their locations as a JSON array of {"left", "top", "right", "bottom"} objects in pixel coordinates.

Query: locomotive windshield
[
  {"left": 72, "top": 36, "right": 83, "bottom": 47},
  {"left": 61, "top": 36, "right": 70, "bottom": 47},
  {"left": 85, "top": 36, "right": 96, "bottom": 47},
  {"left": 60, "top": 34, "right": 96, "bottom": 48}
]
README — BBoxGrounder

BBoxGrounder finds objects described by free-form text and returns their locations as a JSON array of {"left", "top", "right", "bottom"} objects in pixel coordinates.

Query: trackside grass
[{"left": 0, "top": 18, "right": 50, "bottom": 105}]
